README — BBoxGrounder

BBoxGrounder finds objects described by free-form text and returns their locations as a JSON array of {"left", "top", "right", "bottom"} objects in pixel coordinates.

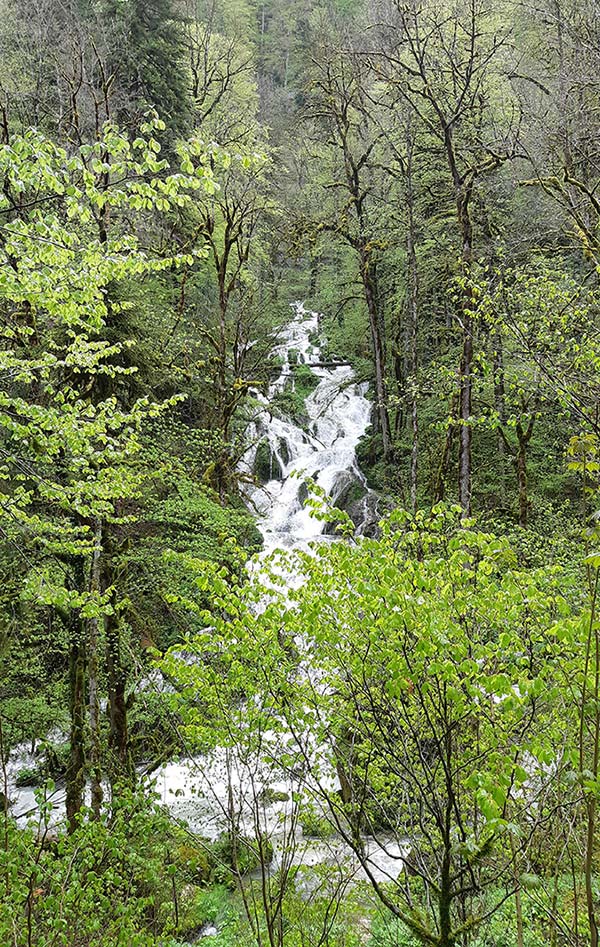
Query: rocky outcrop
[
  {"left": 323, "top": 470, "right": 379, "bottom": 537},
  {"left": 253, "top": 438, "right": 284, "bottom": 483}
]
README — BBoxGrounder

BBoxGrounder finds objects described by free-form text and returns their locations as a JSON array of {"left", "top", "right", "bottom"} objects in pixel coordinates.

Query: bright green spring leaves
[
  {"left": 164, "top": 506, "right": 580, "bottom": 945},
  {"left": 0, "top": 118, "right": 221, "bottom": 611}
]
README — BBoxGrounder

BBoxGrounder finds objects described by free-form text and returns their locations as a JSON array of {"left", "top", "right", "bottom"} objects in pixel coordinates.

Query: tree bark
[
  {"left": 516, "top": 431, "right": 529, "bottom": 528},
  {"left": 88, "top": 518, "right": 104, "bottom": 819},
  {"left": 106, "top": 606, "right": 132, "bottom": 789},
  {"left": 456, "top": 185, "right": 474, "bottom": 516},
  {"left": 406, "top": 133, "right": 419, "bottom": 511},
  {"left": 360, "top": 246, "right": 393, "bottom": 461},
  {"left": 493, "top": 333, "right": 507, "bottom": 498},
  {"left": 66, "top": 635, "right": 86, "bottom": 833}
]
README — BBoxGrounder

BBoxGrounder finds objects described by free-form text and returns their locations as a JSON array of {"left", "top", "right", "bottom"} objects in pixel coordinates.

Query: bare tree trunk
[
  {"left": 360, "top": 246, "right": 393, "bottom": 461},
  {"left": 406, "top": 133, "right": 419, "bottom": 511},
  {"left": 456, "top": 188, "right": 474, "bottom": 516}
]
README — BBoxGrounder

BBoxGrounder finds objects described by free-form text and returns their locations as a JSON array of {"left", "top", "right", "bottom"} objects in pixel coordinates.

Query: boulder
[
  {"left": 253, "top": 439, "right": 283, "bottom": 484},
  {"left": 323, "top": 470, "right": 379, "bottom": 537}
]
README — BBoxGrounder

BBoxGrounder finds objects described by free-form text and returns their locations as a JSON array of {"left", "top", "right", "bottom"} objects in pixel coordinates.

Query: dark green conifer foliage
[{"left": 101, "top": 0, "right": 191, "bottom": 134}]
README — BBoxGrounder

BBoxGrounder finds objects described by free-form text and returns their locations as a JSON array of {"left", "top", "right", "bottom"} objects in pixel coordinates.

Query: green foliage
[
  {"left": 272, "top": 363, "right": 319, "bottom": 426},
  {"left": 100, "top": 0, "right": 191, "bottom": 135},
  {"left": 0, "top": 788, "right": 183, "bottom": 945},
  {"left": 166, "top": 504, "right": 580, "bottom": 945},
  {"left": 209, "top": 833, "right": 273, "bottom": 886}
]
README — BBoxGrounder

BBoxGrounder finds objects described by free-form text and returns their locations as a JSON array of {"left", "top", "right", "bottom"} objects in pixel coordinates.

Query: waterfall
[{"left": 244, "top": 301, "right": 378, "bottom": 553}]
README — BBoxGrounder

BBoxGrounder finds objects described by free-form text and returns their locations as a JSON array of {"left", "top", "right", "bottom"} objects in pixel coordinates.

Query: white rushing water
[
  {"left": 243, "top": 302, "right": 378, "bottom": 553},
  {"left": 4, "top": 302, "right": 405, "bottom": 885}
]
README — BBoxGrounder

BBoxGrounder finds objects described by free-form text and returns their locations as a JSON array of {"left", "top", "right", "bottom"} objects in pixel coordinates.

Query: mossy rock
[
  {"left": 209, "top": 832, "right": 273, "bottom": 886},
  {"left": 300, "top": 811, "right": 336, "bottom": 839},
  {"left": 15, "top": 742, "right": 70, "bottom": 787},
  {"left": 260, "top": 786, "right": 291, "bottom": 805},
  {"left": 271, "top": 364, "right": 319, "bottom": 429},
  {"left": 278, "top": 437, "right": 290, "bottom": 466},
  {"left": 297, "top": 482, "right": 309, "bottom": 506},
  {"left": 254, "top": 439, "right": 283, "bottom": 484},
  {"left": 16, "top": 766, "right": 42, "bottom": 787},
  {"left": 173, "top": 839, "right": 211, "bottom": 884}
]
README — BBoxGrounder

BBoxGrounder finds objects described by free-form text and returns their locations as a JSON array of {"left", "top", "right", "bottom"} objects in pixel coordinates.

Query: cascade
[{"left": 244, "top": 301, "right": 378, "bottom": 552}]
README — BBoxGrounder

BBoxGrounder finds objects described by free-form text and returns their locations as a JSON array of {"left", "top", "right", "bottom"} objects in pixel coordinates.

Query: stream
[{"left": 4, "top": 302, "right": 406, "bottom": 892}]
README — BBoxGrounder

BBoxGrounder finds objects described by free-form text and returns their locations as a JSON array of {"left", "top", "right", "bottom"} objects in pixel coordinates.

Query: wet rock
[
  {"left": 253, "top": 439, "right": 283, "bottom": 484},
  {"left": 319, "top": 471, "right": 380, "bottom": 538},
  {"left": 297, "top": 482, "right": 309, "bottom": 506},
  {"left": 278, "top": 437, "right": 290, "bottom": 466},
  {"left": 260, "top": 787, "right": 291, "bottom": 805}
]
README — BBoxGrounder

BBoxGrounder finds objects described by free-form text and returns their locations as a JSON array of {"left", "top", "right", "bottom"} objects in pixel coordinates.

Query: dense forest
[{"left": 3, "top": 0, "right": 600, "bottom": 944}]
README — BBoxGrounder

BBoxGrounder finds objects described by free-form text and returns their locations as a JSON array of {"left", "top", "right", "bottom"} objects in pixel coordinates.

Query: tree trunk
[
  {"left": 434, "top": 390, "right": 458, "bottom": 502},
  {"left": 458, "top": 308, "right": 473, "bottom": 515},
  {"left": 66, "top": 635, "right": 86, "bottom": 832},
  {"left": 456, "top": 187, "right": 474, "bottom": 516},
  {"left": 102, "top": 533, "right": 133, "bottom": 792},
  {"left": 406, "top": 135, "right": 419, "bottom": 511},
  {"left": 583, "top": 573, "right": 600, "bottom": 947},
  {"left": 106, "top": 607, "right": 132, "bottom": 789},
  {"left": 493, "top": 333, "right": 507, "bottom": 501},
  {"left": 88, "top": 519, "right": 104, "bottom": 819},
  {"left": 516, "top": 436, "right": 528, "bottom": 528},
  {"left": 360, "top": 245, "right": 393, "bottom": 461},
  {"left": 515, "top": 414, "right": 534, "bottom": 528},
  {"left": 439, "top": 817, "right": 455, "bottom": 947}
]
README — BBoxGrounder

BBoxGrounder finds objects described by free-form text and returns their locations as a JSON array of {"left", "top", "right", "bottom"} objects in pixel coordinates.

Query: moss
[
  {"left": 15, "top": 767, "right": 40, "bottom": 788},
  {"left": 272, "top": 364, "right": 319, "bottom": 428},
  {"left": 356, "top": 431, "right": 389, "bottom": 491},
  {"left": 300, "top": 810, "right": 336, "bottom": 839},
  {"left": 173, "top": 839, "right": 212, "bottom": 884},
  {"left": 260, "top": 786, "right": 291, "bottom": 804},
  {"left": 209, "top": 833, "right": 273, "bottom": 887},
  {"left": 177, "top": 884, "right": 236, "bottom": 941},
  {"left": 15, "top": 741, "right": 70, "bottom": 787},
  {"left": 278, "top": 437, "right": 290, "bottom": 466},
  {"left": 253, "top": 439, "right": 283, "bottom": 483}
]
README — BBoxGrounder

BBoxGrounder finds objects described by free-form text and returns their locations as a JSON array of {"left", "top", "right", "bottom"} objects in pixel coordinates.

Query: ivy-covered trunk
[
  {"left": 66, "top": 633, "right": 86, "bottom": 833},
  {"left": 88, "top": 518, "right": 104, "bottom": 819},
  {"left": 106, "top": 606, "right": 133, "bottom": 789}
]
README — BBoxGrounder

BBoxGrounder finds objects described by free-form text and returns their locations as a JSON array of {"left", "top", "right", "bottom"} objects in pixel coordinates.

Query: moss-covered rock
[
  {"left": 208, "top": 832, "right": 273, "bottom": 887},
  {"left": 278, "top": 437, "right": 290, "bottom": 466},
  {"left": 300, "top": 810, "right": 336, "bottom": 839},
  {"left": 253, "top": 439, "right": 283, "bottom": 483},
  {"left": 271, "top": 364, "right": 319, "bottom": 429},
  {"left": 173, "top": 839, "right": 212, "bottom": 884},
  {"left": 260, "top": 786, "right": 291, "bottom": 804}
]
